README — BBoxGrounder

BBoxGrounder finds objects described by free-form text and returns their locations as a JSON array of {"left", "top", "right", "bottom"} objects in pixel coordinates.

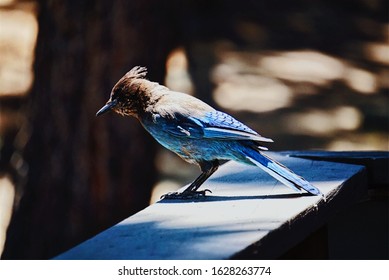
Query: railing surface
[{"left": 55, "top": 151, "right": 388, "bottom": 260}]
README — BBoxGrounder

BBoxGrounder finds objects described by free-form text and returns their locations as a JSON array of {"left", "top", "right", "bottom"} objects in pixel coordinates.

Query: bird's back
[
  {"left": 139, "top": 90, "right": 271, "bottom": 164},
  {"left": 147, "top": 90, "right": 214, "bottom": 119}
]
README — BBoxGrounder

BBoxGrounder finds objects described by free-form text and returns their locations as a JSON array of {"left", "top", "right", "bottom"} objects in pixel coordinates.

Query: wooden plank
[
  {"left": 285, "top": 150, "right": 388, "bottom": 187},
  {"left": 54, "top": 152, "right": 367, "bottom": 260}
]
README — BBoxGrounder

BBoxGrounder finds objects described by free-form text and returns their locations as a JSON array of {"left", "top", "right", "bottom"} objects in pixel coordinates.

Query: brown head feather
[
  {"left": 124, "top": 66, "right": 148, "bottom": 80},
  {"left": 106, "top": 66, "right": 166, "bottom": 118}
]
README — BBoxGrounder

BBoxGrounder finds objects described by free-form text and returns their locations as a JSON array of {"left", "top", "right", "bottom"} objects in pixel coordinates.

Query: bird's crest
[{"left": 124, "top": 66, "right": 148, "bottom": 80}]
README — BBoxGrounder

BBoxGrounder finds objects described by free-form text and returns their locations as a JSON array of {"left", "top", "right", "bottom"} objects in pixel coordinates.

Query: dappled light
[
  {"left": 364, "top": 41, "right": 389, "bottom": 65},
  {"left": 0, "top": 3, "right": 37, "bottom": 95},
  {"left": 165, "top": 47, "right": 194, "bottom": 95},
  {"left": 285, "top": 106, "right": 362, "bottom": 136},
  {"left": 344, "top": 67, "right": 378, "bottom": 94},
  {"left": 0, "top": 176, "right": 14, "bottom": 257},
  {"left": 259, "top": 50, "right": 345, "bottom": 86},
  {"left": 213, "top": 75, "right": 293, "bottom": 113},
  {"left": 326, "top": 132, "right": 388, "bottom": 151}
]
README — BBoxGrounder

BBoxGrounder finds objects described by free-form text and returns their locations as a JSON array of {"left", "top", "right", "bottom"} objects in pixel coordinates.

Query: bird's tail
[{"left": 242, "top": 147, "right": 322, "bottom": 196}]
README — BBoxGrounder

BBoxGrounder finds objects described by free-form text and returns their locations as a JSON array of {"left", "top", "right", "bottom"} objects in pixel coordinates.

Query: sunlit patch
[
  {"left": 364, "top": 42, "right": 389, "bottom": 65},
  {"left": 213, "top": 76, "right": 292, "bottom": 113},
  {"left": 258, "top": 50, "right": 345, "bottom": 85},
  {"left": 0, "top": 0, "right": 15, "bottom": 6},
  {"left": 0, "top": 176, "right": 15, "bottom": 257},
  {"left": 165, "top": 47, "right": 194, "bottom": 95},
  {"left": 326, "top": 132, "right": 389, "bottom": 151},
  {"left": 344, "top": 67, "right": 377, "bottom": 94},
  {"left": 0, "top": 6, "right": 38, "bottom": 95},
  {"left": 285, "top": 106, "right": 362, "bottom": 136}
]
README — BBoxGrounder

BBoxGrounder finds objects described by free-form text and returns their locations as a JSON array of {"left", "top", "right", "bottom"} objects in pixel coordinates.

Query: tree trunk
[{"left": 3, "top": 0, "right": 177, "bottom": 259}]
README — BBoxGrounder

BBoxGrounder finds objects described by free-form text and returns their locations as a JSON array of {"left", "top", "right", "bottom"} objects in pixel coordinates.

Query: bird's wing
[
  {"left": 199, "top": 111, "right": 273, "bottom": 143},
  {"left": 153, "top": 110, "right": 273, "bottom": 144}
]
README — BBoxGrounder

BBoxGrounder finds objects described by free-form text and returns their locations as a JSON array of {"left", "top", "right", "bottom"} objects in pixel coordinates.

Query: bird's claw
[{"left": 160, "top": 189, "right": 212, "bottom": 200}]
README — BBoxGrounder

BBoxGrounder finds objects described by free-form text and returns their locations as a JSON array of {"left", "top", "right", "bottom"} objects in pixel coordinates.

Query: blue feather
[{"left": 242, "top": 147, "right": 322, "bottom": 196}]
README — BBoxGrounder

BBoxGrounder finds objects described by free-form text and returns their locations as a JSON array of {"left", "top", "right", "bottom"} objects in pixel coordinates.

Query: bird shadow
[{"left": 157, "top": 192, "right": 314, "bottom": 204}]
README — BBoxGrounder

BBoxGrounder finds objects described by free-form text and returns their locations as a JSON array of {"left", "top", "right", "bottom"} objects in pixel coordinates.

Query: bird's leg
[
  {"left": 182, "top": 161, "right": 218, "bottom": 195},
  {"left": 161, "top": 160, "right": 219, "bottom": 200}
]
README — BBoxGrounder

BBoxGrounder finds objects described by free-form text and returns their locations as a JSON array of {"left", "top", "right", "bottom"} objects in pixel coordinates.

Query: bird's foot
[{"left": 160, "top": 189, "right": 212, "bottom": 200}]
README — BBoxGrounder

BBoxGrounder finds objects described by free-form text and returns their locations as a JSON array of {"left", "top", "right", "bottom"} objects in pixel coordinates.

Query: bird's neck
[{"left": 131, "top": 80, "right": 167, "bottom": 117}]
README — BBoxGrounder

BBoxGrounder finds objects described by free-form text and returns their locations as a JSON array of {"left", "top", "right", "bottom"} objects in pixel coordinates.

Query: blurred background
[{"left": 0, "top": 0, "right": 387, "bottom": 259}]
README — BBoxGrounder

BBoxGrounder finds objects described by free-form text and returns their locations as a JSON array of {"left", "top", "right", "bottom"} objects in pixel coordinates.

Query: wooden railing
[{"left": 55, "top": 151, "right": 388, "bottom": 260}]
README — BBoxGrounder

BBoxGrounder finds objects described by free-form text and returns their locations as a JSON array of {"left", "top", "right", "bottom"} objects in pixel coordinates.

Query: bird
[{"left": 96, "top": 66, "right": 322, "bottom": 199}]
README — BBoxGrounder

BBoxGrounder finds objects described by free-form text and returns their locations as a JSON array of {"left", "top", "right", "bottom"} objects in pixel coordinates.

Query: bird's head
[{"left": 96, "top": 66, "right": 149, "bottom": 118}]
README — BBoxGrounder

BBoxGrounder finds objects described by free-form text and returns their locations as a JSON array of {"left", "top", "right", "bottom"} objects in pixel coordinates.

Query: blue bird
[{"left": 96, "top": 66, "right": 322, "bottom": 199}]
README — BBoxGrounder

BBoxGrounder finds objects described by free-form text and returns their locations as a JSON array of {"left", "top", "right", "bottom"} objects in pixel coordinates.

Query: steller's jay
[{"left": 96, "top": 66, "right": 322, "bottom": 199}]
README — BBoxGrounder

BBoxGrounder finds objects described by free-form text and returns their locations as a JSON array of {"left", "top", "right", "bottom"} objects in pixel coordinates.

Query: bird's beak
[{"left": 96, "top": 99, "right": 118, "bottom": 116}]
